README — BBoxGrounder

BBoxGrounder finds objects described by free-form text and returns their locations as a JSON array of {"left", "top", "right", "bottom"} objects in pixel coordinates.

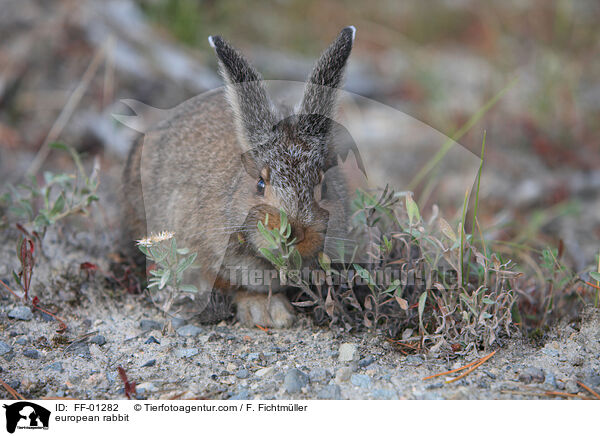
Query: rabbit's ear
[
  {"left": 297, "top": 26, "right": 355, "bottom": 139},
  {"left": 209, "top": 35, "right": 276, "bottom": 150}
]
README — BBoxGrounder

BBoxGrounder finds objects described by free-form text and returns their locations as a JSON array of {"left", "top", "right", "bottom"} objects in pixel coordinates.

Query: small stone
[
  {"left": 358, "top": 356, "right": 375, "bottom": 368},
  {"left": 89, "top": 335, "right": 106, "bottom": 346},
  {"left": 284, "top": 368, "right": 309, "bottom": 393},
  {"left": 372, "top": 389, "right": 398, "bottom": 400},
  {"left": 170, "top": 318, "right": 187, "bottom": 329},
  {"left": 405, "top": 355, "right": 423, "bottom": 365},
  {"left": 256, "top": 367, "right": 275, "bottom": 378},
  {"left": 338, "top": 343, "right": 358, "bottom": 362},
  {"left": 565, "top": 380, "right": 579, "bottom": 394},
  {"left": 246, "top": 352, "right": 260, "bottom": 361},
  {"left": 236, "top": 369, "right": 250, "bottom": 379},
  {"left": 45, "top": 362, "right": 64, "bottom": 373},
  {"left": 0, "top": 341, "right": 12, "bottom": 355},
  {"left": 23, "top": 348, "right": 40, "bottom": 359},
  {"left": 176, "top": 325, "right": 204, "bottom": 337},
  {"left": 15, "top": 337, "right": 28, "bottom": 345},
  {"left": 229, "top": 389, "right": 251, "bottom": 400},
  {"left": 335, "top": 366, "right": 353, "bottom": 383},
  {"left": 309, "top": 368, "right": 332, "bottom": 385},
  {"left": 141, "top": 359, "right": 156, "bottom": 368},
  {"left": 175, "top": 348, "right": 198, "bottom": 358},
  {"left": 137, "top": 382, "right": 158, "bottom": 393},
  {"left": 140, "top": 319, "right": 161, "bottom": 331},
  {"left": 544, "top": 372, "right": 557, "bottom": 389},
  {"left": 350, "top": 374, "right": 372, "bottom": 389},
  {"left": 145, "top": 336, "right": 160, "bottom": 345},
  {"left": 8, "top": 306, "right": 33, "bottom": 321},
  {"left": 519, "top": 367, "right": 545, "bottom": 384},
  {"left": 317, "top": 384, "right": 342, "bottom": 399}
]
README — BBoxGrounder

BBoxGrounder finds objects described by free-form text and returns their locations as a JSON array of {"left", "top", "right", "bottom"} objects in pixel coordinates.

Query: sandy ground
[{"left": 1, "top": 225, "right": 599, "bottom": 400}]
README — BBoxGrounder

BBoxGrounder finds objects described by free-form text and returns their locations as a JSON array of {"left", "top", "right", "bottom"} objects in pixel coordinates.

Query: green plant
[
  {"left": 2, "top": 142, "right": 99, "bottom": 239},
  {"left": 136, "top": 231, "right": 199, "bottom": 316}
]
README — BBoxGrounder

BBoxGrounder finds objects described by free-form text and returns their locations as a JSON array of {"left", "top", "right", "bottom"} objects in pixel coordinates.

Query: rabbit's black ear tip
[
  {"left": 208, "top": 35, "right": 222, "bottom": 49},
  {"left": 343, "top": 26, "right": 356, "bottom": 42}
]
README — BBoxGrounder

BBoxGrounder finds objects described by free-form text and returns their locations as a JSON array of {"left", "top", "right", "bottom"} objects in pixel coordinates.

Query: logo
[{"left": 3, "top": 402, "right": 50, "bottom": 433}]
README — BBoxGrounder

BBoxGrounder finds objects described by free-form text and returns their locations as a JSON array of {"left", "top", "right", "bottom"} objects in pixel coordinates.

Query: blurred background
[{"left": 0, "top": 0, "right": 598, "bottom": 271}]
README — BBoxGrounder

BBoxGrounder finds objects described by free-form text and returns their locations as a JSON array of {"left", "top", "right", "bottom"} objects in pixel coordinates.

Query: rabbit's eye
[{"left": 256, "top": 177, "right": 266, "bottom": 196}]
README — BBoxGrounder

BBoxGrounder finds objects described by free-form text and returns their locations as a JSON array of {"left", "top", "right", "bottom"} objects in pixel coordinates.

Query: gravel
[
  {"left": 23, "top": 348, "right": 40, "bottom": 359},
  {"left": 284, "top": 368, "right": 309, "bottom": 393},
  {"left": 350, "top": 374, "right": 372, "bottom": 389},
  {"left": 175, "top": 348, "right": 199, "bottom": 358},
  {"left": 140, "top": 319, "right": 161, "bottom": 331},
  {"left": 235, "top": 369, "right": 250, "bottom": 379},
  {"left": 89, "top": 335, "right": 106, "bottom": 346},
  {"left": 338, "top": 343, "right": 359, "bottom": 362},
  {"left": 317, "top": 384, "right": 342, "bottom": 399},
  {"left": 176, "top": 325, "right": 204, "bottom": 337},
  {"left": 0, "top": 341, "right": 12, "bottom": 355},
  {"left": 8, "top": 306, "right": 33, "bottom": 321}
]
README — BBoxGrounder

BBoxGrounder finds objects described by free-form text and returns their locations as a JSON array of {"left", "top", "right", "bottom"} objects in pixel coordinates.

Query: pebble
[
  {"left": 350, "top": 374, "right": 372, "bottom": 389},
  {"left": 136, "top": 382, "right": 158, "bottom": 393},
  {"left": 236, "top": 369, "right": 250, "bottom": 379},
  {"left": 405, "top": 355, "right": 423, "bottom": 365},
  {"left": 309, "top": 368, "right": 332, "bottom": 385},
  {"left": 518, "top": 367, "right": 545, "bottom": 384},
  {"left": 544, "top": 372, "right": 557, "bottom": 389},
  {"left": 229, "top": 389, "right": 250, "bottom": 400},
  {"left": 0, "top": 341, "right": 12, "bottom": 355},
  {"left": 175, "top": 348, "right": 198, "bottom": 358},
  {"left": 372, "top": 389, "right": 398, "bottom": 400},
  {"left": 284, "top": 368, "right": 309, "bottom": 393},
  {"left": 141, "top": 359, "right": 156, "bottom": 368},
  {"left": 317, "top": 384, "right": 342, "bottom": 399},
  {"left": 338, "top": 343, "right": 358, "bottom": 362},
  {"left": 15, "top": 337, "right": 28, "bottom": 345},
  {"left": 255, "top": 367, "right": 275, "bottom": 378},
  {"left": 335, "top": 367, "right": 353, "bottom": 383},
  {"left": 23, "top": 348, "right": 40, "bottom": 359},
  {"left": 89, "top": 335, "right": 106, "bottom": 346},
  {"left": 358, "top": 356, "right": 375, "bottom": 368},
  {"left": 170, "top": 318, "right": 187, "bottom": 329},
  {"left": 140, "top": 319, "right": 161, "bottom": 331},
  {"left": 176, "top": 325, "right": 204, "bottom": 337},
  {"left": 565, "top": 380, "right": 580, "bottom": 394},
  {"left": 145, "top": 336, "right": 160, "bottom": 345},
  {"left": 8, "top": 306, "right": 33, "bottom": 321},
  {"left": 45, "top": 362, "right": 64, "bottom": 373}
]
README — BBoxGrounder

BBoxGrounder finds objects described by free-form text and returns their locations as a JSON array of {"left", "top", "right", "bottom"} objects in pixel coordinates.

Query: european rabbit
[{"left": 122, "top": 26, "right": 357, "bottom": 327}]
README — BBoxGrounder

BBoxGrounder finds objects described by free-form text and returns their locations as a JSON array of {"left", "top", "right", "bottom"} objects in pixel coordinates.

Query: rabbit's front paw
[{"left": 234, "top": 293, "right": 296, "bottom": 328}]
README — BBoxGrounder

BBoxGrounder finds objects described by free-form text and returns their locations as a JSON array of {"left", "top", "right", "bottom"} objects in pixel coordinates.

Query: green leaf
[
  {"left": 589, "top": 271, "right": 600, "bottom": 282},
  {"left": 482, "top": 297, "right": 495, "bottom": 305},
  {"left": 137, "top": 245, "right": 150, "bottom": 257},
  {"left": 353, "top": 264, "right": 376, "bottom": 286},
  {"left": 50, "top": 193, "right": 65, "bottom": 216},
  {"left": 180, "top": 284, "right": 199, "bottom": 293},
  {"left": 259, "top": 247, "right": 280, "bottom": 266},
  {"left": 159, "top": 269, "right": 171, "bottom": 289},
  {"left": 418, "top": 291, "right": 428, "bottom": 332},
  {"left": 279, "top": 210, "right": 288, "bottom": 236},
  {"left": 318, "top": 252, "right": 331, "bottom": 272},
  {"left": 176, "top": 253, "right": 197, "bottom": 275},
  {"left": 289, "top": 248, "right": 302, "bottom": 270},
  {"left": 406, "top": 195, "right": 420, "bottom": 226},
  {"left": 176, "top": 248, "right": 190, "bottom": 255},
  {"left": 49, "top": 142, "right": 69, "bottom": 151}
]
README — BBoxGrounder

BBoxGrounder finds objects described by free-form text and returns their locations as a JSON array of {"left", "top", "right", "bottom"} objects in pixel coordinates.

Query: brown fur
[{"left": 121, "top": 28, "right": 356, "bottom": 327}]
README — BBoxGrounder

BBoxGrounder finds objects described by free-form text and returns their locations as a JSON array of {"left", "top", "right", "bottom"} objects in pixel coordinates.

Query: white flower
[{"left": 136, "top": 231, "right": 175, "bottom": 247}]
